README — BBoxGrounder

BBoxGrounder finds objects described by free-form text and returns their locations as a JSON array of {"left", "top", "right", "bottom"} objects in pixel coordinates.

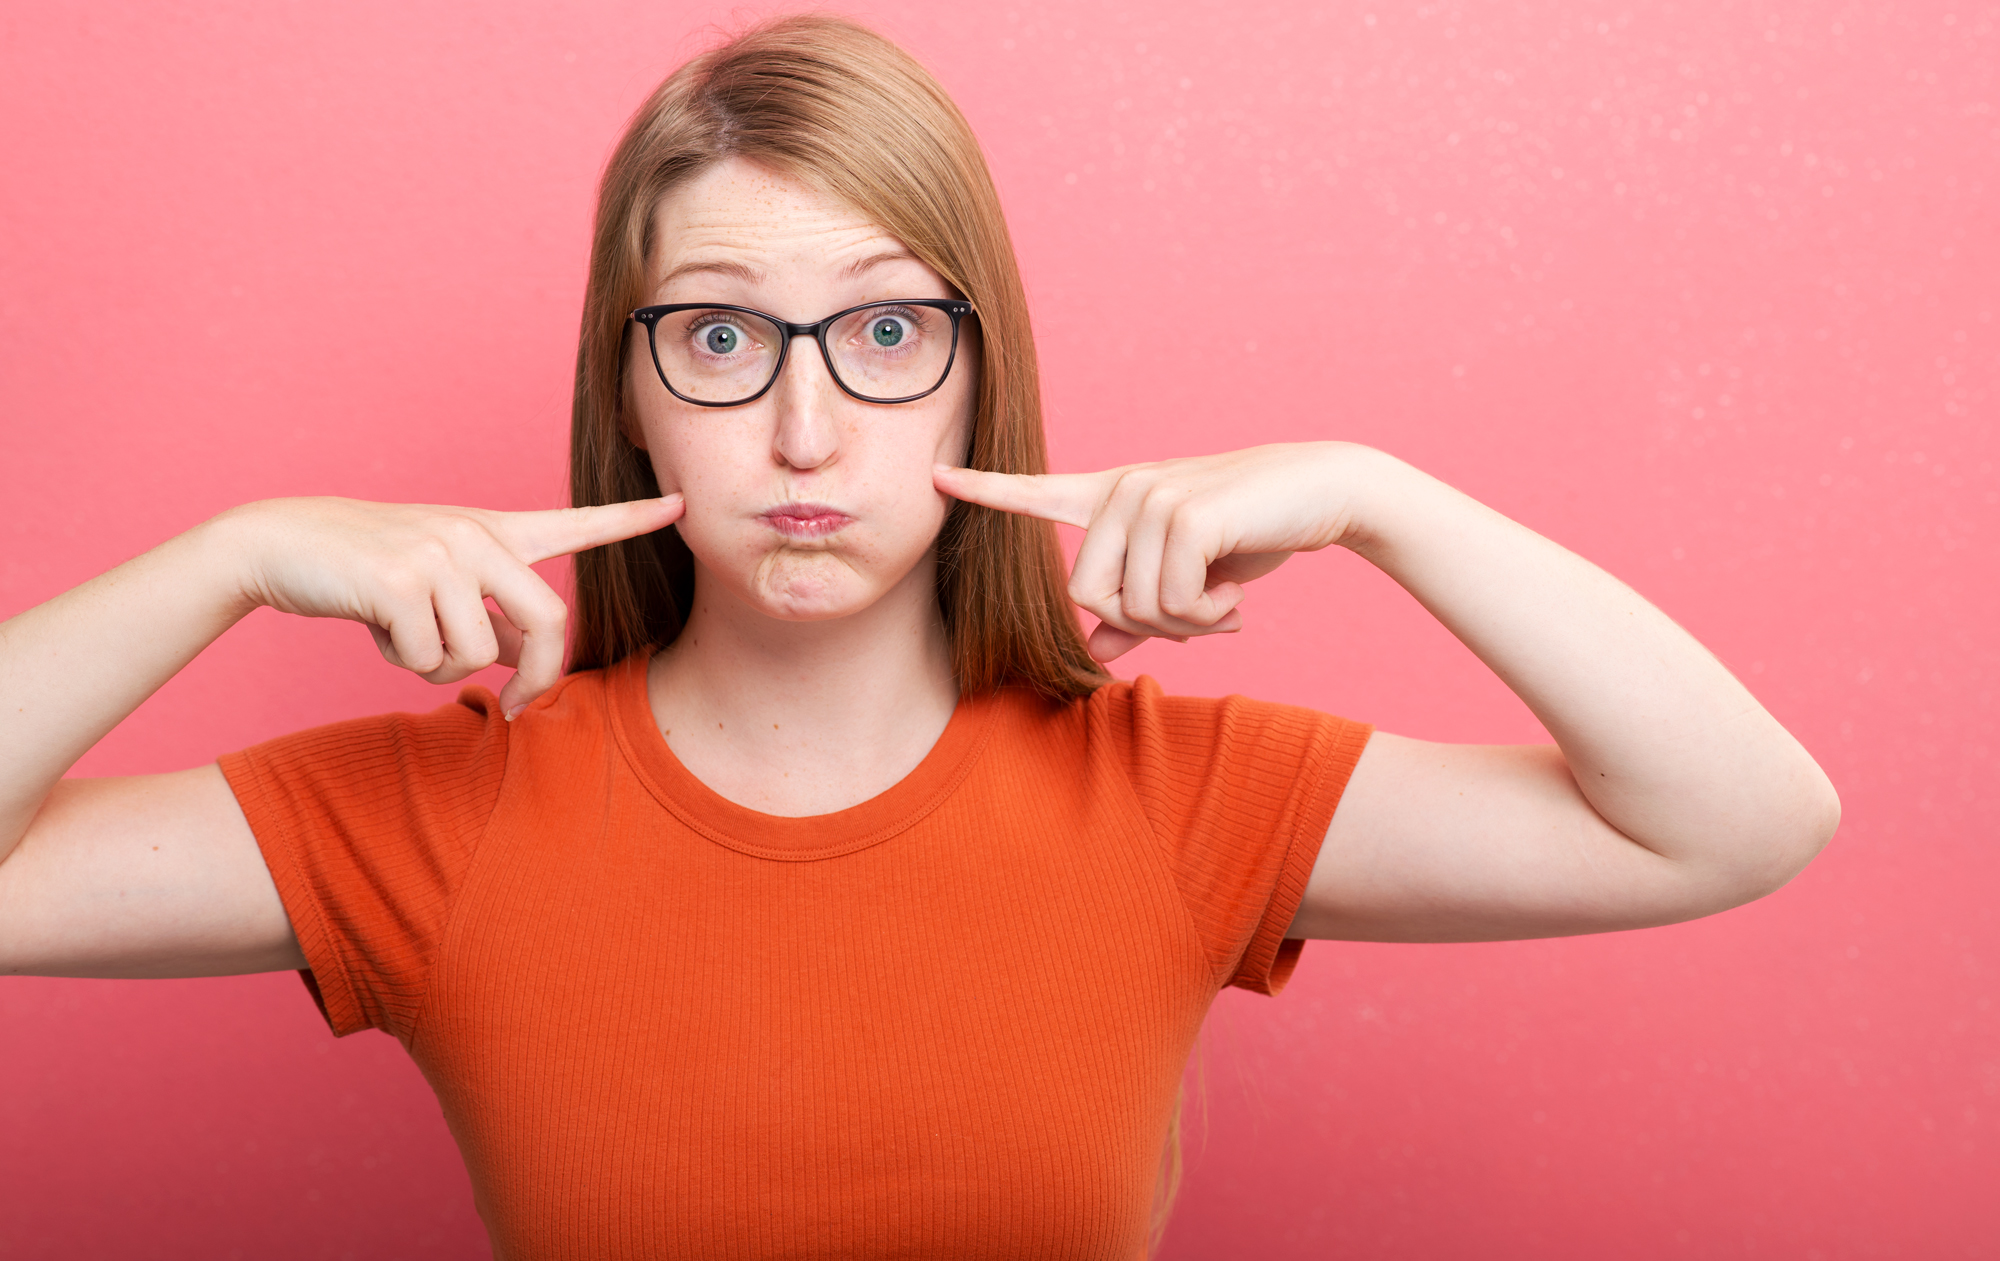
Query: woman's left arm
[{"left": 936, "top": 442, "right": 1840, "bottom": 942}]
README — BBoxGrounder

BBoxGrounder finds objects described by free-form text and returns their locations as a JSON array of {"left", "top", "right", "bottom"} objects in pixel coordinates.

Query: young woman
[{"left": 0, "top": 14, "right": 1837, "bottom": 1259}]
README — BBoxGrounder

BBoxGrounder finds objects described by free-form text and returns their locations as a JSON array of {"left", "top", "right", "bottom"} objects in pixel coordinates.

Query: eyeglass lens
[{"left": 650, "top": 303, "right": 957, "bottom": 404}]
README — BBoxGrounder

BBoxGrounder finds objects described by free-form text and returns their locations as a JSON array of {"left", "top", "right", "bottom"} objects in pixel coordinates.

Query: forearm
[
  {"left": 1342, "top": 446, "right": 1838, "bottom": 883},
  {"left": 0, "top": 513, "right": 257, "bottom": 857}
]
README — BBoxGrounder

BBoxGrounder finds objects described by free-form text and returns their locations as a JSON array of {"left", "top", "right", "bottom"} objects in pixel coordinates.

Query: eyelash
[
  {"left": 851, "top": 306, "right": 927, "bottom": 350},
  {"left": 680, "top": 305, "right": 932, "bottom": 352},
  {"left": 687, "top": 312, "right": 749, "bottom": 334}
]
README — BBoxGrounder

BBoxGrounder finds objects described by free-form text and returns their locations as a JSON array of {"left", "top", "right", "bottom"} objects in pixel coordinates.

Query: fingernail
[{"left": 504, "top": 705, "right": 523, "bottom": 722}]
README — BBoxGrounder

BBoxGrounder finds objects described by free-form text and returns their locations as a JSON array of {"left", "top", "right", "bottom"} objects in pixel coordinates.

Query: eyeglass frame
[{"left": 628, "top": 298, "right": 976, "bottom": 408}]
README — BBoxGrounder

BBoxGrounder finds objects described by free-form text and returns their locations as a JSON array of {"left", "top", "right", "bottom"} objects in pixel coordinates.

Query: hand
[
  {"left": 224, "top": 495, "right": 683, "bottom": 716},
  {"left": 935, "top": 442, "right": 1361, "bottom": 662}
]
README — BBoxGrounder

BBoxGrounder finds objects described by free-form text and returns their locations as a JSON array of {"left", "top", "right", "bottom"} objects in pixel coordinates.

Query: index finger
[
  {"left": 933, "top": 466, "right": 1115, "bottom": 529},
  {"left": 486, "top": 496, "right": 685, "bottom": 564}
]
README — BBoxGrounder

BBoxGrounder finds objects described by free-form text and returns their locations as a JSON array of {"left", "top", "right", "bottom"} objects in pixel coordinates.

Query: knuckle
[
  {"left": 519, "top": 591, "right": 568, "bottom": 632},
  {"left": 407, "top": 534, "right": 455, "bottom": 569},
  {"left": 416, "top": 515, "right": 483, "bottom": 560},
  {"left": 1106, "top": 469, "right": 1151, "bottom": 507},
  {"left": 1166, "top": 493, "right": 1206, "bottom": 525},
  {"left": 431, "top": 510, "right": 484, "bottom": 539},
  {"left": 1073, "top": 586, "right": 1117, "bottom": 617},
  {"left": 450, "top": 522, "right": 494, "bottom": 557},
  {"left": 1147, "top": 486, "right": 1197, "bottom": 526}
]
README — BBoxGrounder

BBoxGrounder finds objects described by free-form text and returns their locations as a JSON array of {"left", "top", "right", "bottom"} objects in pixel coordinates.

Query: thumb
[{"left": 488, "top": 600, "right": 525, "bottom": 669}]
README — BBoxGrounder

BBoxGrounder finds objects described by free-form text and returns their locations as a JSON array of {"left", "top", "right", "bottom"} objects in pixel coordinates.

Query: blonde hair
[
  {"left": 563, "top": 12, "right": 1184, "bottom": 1249},
  {"left": 566, "top": 13, "right": 1107, "bottom": 704}
]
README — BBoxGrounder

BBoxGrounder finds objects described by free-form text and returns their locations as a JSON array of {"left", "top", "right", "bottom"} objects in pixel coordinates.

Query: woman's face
[{"left": 624, "top": 157, "right": 975, "bottom": 625}]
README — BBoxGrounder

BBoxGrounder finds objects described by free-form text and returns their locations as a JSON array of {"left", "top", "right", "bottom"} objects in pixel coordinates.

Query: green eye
[
  {"left": 870, "top": 317, "right": 906, "bottom": 347},
  {"left": 703, "top": 325, "right": 740, "bottom": 354}
]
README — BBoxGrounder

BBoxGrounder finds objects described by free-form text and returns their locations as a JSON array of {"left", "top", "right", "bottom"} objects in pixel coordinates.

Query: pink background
[{"left": 2, "top": 2, "right": 1993, "bottom": 1256}]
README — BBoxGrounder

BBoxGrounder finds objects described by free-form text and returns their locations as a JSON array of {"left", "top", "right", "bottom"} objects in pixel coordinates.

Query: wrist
[
  {"left": 189, "top": 501, "right": 281, "bottom": 621},
  {"left": 1319, "top": 443, "right": 1432, "bottom": 561}
]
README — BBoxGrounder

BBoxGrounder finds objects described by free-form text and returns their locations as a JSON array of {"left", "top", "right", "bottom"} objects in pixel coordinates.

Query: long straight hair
[
  {"left": 565, "top": 14, "right": 1107, "bottom": 705},
  {"left": 561, "top": 14, "right": 1182, "bottom": 1250}
]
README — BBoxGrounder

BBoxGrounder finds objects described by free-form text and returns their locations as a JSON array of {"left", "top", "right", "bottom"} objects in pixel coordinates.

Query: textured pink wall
[{"left": 2, "top": 2, "right": 1993, "bottom": 1256}]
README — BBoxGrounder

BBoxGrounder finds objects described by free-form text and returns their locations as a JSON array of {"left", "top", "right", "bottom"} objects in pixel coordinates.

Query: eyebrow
[
  {"left": 656, "top": 249, "right": 920, "bottom": 291},
  {"left": 658, "top": 258, "right": 763, "bottom": 288},
  {"left": 837, "top": 249, "right": 920, "bottom": 279}
]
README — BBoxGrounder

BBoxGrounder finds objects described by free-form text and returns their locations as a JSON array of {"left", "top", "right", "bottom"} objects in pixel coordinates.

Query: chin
[{"left": 745, "top": 549, "right": 886, "bottom": 622}]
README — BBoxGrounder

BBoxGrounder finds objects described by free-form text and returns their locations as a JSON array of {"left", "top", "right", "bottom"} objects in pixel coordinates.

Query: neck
[{"left": 645, "top": 552, "right": 959, "bottom": 816}]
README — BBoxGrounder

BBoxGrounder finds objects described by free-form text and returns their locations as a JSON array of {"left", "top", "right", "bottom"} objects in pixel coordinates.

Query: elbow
[
  {"left": 1722, "top": 768, "right": 1843, "bottom": 908},
  {"left": 1787, "top": 772, "right": 1842, "bottom": 880},
  {"left": 1803, "top": 773, "right": 1843, "bottom": 855}
]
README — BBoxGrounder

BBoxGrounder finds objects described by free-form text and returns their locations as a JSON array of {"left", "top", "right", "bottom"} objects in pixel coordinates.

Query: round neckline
[{"left": 606, "top": 649, "right": 1001, "bottom": 862}]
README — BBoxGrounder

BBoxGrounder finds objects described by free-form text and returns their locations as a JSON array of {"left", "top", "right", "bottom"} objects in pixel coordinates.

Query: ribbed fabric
[{"left": 218, "top": 652, "right": 1372, "bottom": 1260}]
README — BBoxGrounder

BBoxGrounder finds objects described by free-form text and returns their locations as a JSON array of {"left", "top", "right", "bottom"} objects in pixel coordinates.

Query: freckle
[
  {"left": 152, "top": 846, "right": 159, "bottom": 851},
  {"left": 773, "top": 723, "right": 780, "bottom": 730},
  {"left": 717, "top": 722, "right": 724, "bottom": 729}
]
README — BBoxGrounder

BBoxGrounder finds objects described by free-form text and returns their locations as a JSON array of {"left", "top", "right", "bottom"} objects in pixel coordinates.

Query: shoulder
[
  {"left": 223, "top": 657, "right": 636, "bottom": 797},
  {"left": 980, "top": 672, "right": 1332, "bottom": 727},
  {"left": 499, "top": 652, "right": 644, "bottom": 744},
  {"left": 976, "top": 675, "right": 1363, "bottom": 776},
  {"left": 1078, "top": 674, "right": 1352, "bottom": 751}
]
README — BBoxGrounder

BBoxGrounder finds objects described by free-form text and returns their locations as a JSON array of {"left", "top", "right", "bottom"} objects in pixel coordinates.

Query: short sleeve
[
  {"left": 218, "top": 688, "right": 510, "bottom": 1040},
  {"left": 1093, "top": 676, "right": 1372, "bottom": 996}
]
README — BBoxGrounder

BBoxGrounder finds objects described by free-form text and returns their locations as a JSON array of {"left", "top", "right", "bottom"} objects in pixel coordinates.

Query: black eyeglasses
[{"left": 629, "top": 299, "right": 975, "bottom": 407}]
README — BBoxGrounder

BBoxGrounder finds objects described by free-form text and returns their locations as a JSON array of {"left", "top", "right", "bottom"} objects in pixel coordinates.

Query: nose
[{"left": 768, "top": 332, "right": 843, "bottom": 471}]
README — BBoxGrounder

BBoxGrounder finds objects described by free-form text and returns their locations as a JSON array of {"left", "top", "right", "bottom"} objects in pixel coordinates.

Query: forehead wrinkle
[
  {"left": 654, "top": 223, "right": 900, "bottom": 292},
  {"left": 664, "top": 198, "right": 883, "bottom": 250},
  {"left": 649, "top": 163, "right": 931, "bottom": 301}
]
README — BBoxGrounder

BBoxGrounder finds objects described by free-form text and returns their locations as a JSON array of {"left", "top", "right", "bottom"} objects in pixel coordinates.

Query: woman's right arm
[{"left": 0, "top": 495, "right": 680, "bottom": 979}]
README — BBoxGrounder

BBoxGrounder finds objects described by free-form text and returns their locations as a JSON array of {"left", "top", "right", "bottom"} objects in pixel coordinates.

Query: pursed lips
[{"left": 759, "top": 502, "right": 854, "bottom": 539}]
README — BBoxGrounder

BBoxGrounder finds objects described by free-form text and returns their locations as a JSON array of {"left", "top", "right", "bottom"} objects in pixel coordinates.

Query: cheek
[
  {"left": 872, "top": 384, "right": 974, "bottom": 550},
  {"left": 640, "top": 405, "right": 739, "bottom": 500},
  {"left": 863, "top": 418, "right": 961, "bottom": 540},
  {"left": 936, "top": 369, "right": 976, "bottom": 467},
  {"left": 631, "top": 385, "right": 971, "bottom": 598},
  {"left": 650, "top": 436, "right": 741, "bottom": 559}
]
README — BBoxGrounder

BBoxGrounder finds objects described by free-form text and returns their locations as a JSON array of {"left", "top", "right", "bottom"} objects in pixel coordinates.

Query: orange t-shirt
[{"left": 219, "top": 652, "right": 1371, "bottom": 1260}]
